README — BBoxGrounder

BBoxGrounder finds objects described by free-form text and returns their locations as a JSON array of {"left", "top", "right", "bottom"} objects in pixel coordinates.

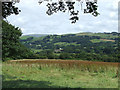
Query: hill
[
  {"left": 20, "top": 32, "right": 119, "bottom": 62},
  {"left": 20, "top": 34, "right": 50, "bottom": 39}
]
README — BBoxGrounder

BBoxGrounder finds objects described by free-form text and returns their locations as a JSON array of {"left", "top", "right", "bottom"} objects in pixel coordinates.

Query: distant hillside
[
  {"left": 20, "top": 34, "right": 50, "bottom": 39},
  {"left": 19, "top": 32, "right": 119, "bottom": 62}
]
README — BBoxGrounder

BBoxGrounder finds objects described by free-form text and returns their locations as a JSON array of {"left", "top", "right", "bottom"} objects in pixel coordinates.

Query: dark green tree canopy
[{"left": 2, "top": 20, "right": 37, "bottom": 61}]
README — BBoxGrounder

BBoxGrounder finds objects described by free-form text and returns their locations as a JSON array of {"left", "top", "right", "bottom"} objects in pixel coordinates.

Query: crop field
[{"left": 2, "top": 59, "right": 119, "bottom": 88}]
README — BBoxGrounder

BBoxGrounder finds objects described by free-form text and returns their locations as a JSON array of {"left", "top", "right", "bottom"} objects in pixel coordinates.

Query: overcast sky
[{"left": 7, "top": 0, "right": 119, "bottom": 35}]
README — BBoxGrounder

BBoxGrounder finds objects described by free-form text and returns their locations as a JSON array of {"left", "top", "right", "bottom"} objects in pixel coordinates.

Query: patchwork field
[{"left": 2, "top": 59, "right": 119, "bottom": 88}]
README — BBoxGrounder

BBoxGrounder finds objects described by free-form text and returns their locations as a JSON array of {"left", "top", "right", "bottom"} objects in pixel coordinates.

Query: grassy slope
[
  {"left": 76, "top": 33, "right": 118, "bottom": 39},
  {"left": 2, "top": 61, "right": 118, "bottom": 88},
  {"left": 20, "top": 33, "right": 118, "bottom": 47},
  {"left": 20, "top": 36, "right": 32, "bottom": 39},
  {"left": 20, "top": 32, "right": 118, "bottom": 41},
  {"left": 90, "top": 39, "right": 115, "bottom": 43},
  {"left": 20, "top": 32, "right": 118, "bottom": 53}
]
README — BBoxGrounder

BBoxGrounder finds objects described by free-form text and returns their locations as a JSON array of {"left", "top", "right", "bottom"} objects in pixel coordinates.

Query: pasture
[{"left": 2, "top": 59, "right": 119, "bottom": 88}]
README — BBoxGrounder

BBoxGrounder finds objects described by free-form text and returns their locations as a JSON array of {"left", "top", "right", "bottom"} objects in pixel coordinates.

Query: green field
[
  {"left": 2, "top": 59, "right": 118, "bottom": 88},
  {"left": 90, "top": 39, "right": 115, "bottom": 43},
  {"left": 76, "top": 32, "right": 118, "bottom": 39}
]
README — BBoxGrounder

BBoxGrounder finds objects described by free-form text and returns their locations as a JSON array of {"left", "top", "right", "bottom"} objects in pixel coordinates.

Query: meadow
[{"left": 2, "top": 59, "right": 119, "bottom": 88}]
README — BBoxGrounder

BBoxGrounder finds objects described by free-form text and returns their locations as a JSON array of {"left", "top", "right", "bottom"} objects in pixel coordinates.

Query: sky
[{"left": 7, "top": 0, "right": 119, "bottom": 35}]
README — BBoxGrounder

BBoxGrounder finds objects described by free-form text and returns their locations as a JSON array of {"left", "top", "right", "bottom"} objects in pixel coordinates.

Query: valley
[{"left": 20, "top": 32, "right": 119, "bottom": 62}]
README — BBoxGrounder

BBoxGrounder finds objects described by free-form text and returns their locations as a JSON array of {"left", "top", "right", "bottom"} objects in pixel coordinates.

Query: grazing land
[
  {"left": 2, "top": 59, "right": 119, "bottom": 88},
  {"left": 19, "top": 32, "right": 118, "bottom": 62}
]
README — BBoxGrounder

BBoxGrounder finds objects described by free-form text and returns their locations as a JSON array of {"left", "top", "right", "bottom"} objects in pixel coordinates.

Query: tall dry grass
[{"left": 7, "top": 59, "right": 119, "bottom": 74}]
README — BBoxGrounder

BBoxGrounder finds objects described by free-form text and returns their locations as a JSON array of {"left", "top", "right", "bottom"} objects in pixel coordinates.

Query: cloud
[
  {"left": 109, "top": 12, "right": 116, "bottom": 18},
  {"left": 7, "top": 0, "right": 119, "bottom": 35}
]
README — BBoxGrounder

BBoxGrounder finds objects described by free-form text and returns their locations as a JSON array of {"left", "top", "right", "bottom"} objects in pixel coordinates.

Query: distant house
[{"left": 54, "top": 48, "right": 63, "bottom": 53}]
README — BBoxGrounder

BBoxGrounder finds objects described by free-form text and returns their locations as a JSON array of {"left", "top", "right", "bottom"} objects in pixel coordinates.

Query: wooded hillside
[{"left": 20, "top": 32, "right": 119, "bottom": 62}]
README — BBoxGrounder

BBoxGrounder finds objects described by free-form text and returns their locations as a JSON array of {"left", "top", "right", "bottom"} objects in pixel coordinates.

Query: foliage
[
  {"left": 39, "top": 0, "right": 99, "bottom": 23},
  {"left": 20, "top": 32, "right": 118, "bottom": 62},
  {"left": 2, "top": 1, "right": 99, "bottom": 23},
  {"left": 2, "top": 2, "right": 21, "bottom": 19},
  {"left": 2, "top": 20, "right": 37, "bottom": 61}
]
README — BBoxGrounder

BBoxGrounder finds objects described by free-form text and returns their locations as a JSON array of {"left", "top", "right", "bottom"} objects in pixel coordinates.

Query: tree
[
  {"left": 1, "top": 0, "right": 99, "bottom": 23},
  {"left": 39, "top": 0, "right": 99, "bottom": 23},
  {"left": 59, "top": 53, "right": 72, "bottom": 59},
  {"left": 2, "top": 20, "right": 37, "bottom": 61},
  {"left": 2, "top": 2, "right": 21, "bottom": 19}
]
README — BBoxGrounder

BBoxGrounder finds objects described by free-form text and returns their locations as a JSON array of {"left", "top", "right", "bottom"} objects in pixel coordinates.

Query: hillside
[
  {"left": 20, "top": 32, "right": 119, "bottom": 62},
  {"left": 20, "top": 34, "right": 50, "bottom": 39}
]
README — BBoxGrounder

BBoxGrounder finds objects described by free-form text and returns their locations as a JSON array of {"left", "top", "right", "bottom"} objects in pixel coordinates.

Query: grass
[
  {"left": 76, "top": 33, "right": 118, "bottom": 39},
  {"left": 54, "top": 42, "right": 80, "bottom": 46},
  {"left": 30, "top": 48, "right": 43, "bottom": 53},
  {"left": 2, "top": 59, "right": 119, "bottom": 88},
  {"left": 90, "top": 39, "right": 115, "bottom": 43},
  {"left": 20, "top": 36, "right": 32, "bottom": 39},
  {"left": 20, "top": 35, "right": 46, "bottom": 42}
]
